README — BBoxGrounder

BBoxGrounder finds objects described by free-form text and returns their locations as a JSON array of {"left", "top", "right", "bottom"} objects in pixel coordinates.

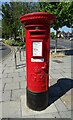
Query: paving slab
[
  {"left": 0, "top": 80, "right": 2, "bottom": 85},
  {"left": 20, "top": 95, "right": 58, "bottom": 118},
  {"left": 54, "top": 99, "right": 68, "bottom": 112},
  {"left": 50, "top": 69, "right": 63, "bottom": 74},
  {"left": 2, "top": 73, "right": 8, "bottom": 78},
  {"left": 59, "top": 111, "right": 71, "bottom": 118},
  {"left": 4, "top": 82, "right": 20, "bottom": 91},
  {"left": 21, "top": 115, "right": 35, "bottom": 118},
  {"left": 0, "top": 92, "right": 2, "bottom": 102},
  {"left": 0, "top": 84, "right": 2, "bottom": 92},
  {"left": 11, "top": 89, "right": 25, "bottom": 101},
  {"left": 2, "top": 90, "right": 11, "bottom": 102},
  {"left": 18, "top": 72, "right": 25, "bottom": 77},
  {"left": 61, "top": 94, "right": 71, "bottom": 110},
  {"left": 62, "top": 72, "right": 71, "bottom": 77},
  {"left": 3, "top": 69, "right": 14, "bottom": 73},
  {"left": 0, "top": 102, "right": 2, "bottom": 119},
  {"left": 50, "top": 73, "right": 64, "bottom": 80},
  {"left": 34, "top": 112, "right": 61, "bottom": 118},
  {"left": 2, "top": 101, "right": 21, "bottom": 118},
  {"left": 66, "top": 89, "right": 72, "bottom": 95},
  {"left": 19, "top": 80, "right": 26, "bottom": 89},
  {"left": 2, "top": 77, "right": 14, "bottom": 84},
  {"left": 0, "top": 74, "right": 2, "bottom": 80},
  {"left": 7, "top": 72, "right": 19, "bottom": 78},
  {"left": 13, "top": 76, "right": 25, "bottom": 82}
]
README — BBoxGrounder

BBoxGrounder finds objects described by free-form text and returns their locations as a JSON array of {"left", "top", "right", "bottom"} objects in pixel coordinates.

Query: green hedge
[{"left": 3, "top": 40, "right": 25, "bottom": 47}]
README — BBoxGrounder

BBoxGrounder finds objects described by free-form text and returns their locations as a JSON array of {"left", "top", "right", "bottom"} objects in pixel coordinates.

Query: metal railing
[{"left": 14, "top": 46, "right": 26, "bottom": 69}]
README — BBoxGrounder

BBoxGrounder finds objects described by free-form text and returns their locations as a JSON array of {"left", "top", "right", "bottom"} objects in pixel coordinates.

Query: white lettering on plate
[{"left": 31, "top": 58, "right": 44, "bottom": 62}]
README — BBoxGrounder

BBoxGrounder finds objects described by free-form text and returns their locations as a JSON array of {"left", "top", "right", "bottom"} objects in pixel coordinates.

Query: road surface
[
  {"left": 0, "top": 42, "right": 11, "bottom": 60},
  {"left": 50, "top": 38, "right": 73, "bottom": 49},
  {"left": 0, "top": 39, "right": 73, "bottom": 60}
]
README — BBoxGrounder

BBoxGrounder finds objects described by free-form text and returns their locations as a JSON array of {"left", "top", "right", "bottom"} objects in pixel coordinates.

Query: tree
[
  {"left": 2, "top": 2, "right": 25, "bottom": 39},
  {"left": 0, "top": 20, "right": 2, "bottom": 38},
  {"left": 2, "top": 3, "right": 11, "bottom": 39},
  {"left": 39, "top": 2, "right": 73, "bottom": 53},
  {"left": 50, "top": 32, "right": 56, "bottom": 39},
  {"left": 2, "top": 2, "right": 39, "bottom": 40}
]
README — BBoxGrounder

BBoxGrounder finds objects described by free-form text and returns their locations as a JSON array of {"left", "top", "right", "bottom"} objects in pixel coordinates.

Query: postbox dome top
[{"left": 20, "top": 12, "right": 56, "bottom": 26}]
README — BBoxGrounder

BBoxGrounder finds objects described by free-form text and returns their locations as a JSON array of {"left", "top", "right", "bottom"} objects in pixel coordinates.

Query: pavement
[{"left": 0, "top": 46, "right": 73, "bottom": 119}]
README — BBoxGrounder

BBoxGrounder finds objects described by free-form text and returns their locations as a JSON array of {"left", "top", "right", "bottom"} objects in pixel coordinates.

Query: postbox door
[{"left": 26, "top": 36, "right": 49, "bottom": 93}]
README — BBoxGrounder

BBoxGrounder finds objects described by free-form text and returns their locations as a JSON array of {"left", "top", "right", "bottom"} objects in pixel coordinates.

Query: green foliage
[
  {"left": 0, "top": 20, "right": 2, "bottom": 38},
  {"left": 38, "top": 2, "right": 73, "bottom": 30},
  {"left": 2, "top": 2, "right": 39, "bottom": 39},
  {"left": 3, "top": 40, "right": 15, "bottom": 46},
  {"left": 18, "top": 42, "right": 25, "bottom": 46},
  {"left": 50, "top": 32, "right": 56, "bottom": 39},
  {"left": 3, "top": 40, "right": 25, "bottom": 46}
]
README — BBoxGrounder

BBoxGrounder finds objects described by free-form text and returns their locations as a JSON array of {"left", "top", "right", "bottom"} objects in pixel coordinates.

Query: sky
[
  {"left": 0, "top": 0, "right": 10, "bottom": 2},
  {"left": 51, "top": 26, "right": 72, "bottom": 34}
]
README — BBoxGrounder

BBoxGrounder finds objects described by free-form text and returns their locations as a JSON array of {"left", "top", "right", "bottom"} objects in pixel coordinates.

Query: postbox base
[{"left": 26, "top": 89, "right": 48, "bottom": 111}]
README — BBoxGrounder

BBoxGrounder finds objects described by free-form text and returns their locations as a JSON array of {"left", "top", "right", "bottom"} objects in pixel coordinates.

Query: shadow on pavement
[
  {"left": 64, "top": 49, "right": 73, "bottom": 56},
  {"left": 51, "top": 49, "right": 73, "bottom": 56},
  {"left": 48, "top": 78, "right": 73, "bottom": 106},
  {"left": 16, "top": 64, "right": 26, "bottom": 69},
  {"left": 50, "top": 46, "right": 63, "bottom": 49}
]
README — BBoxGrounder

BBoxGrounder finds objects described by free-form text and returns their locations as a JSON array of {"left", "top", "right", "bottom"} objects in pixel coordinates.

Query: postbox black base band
[{"left": 26, "top": 89, "right": 48, "bottom": 111}]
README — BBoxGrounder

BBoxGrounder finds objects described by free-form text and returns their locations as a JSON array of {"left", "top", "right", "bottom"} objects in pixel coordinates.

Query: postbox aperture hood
[{"left": 20, "top": 12, "right": 56, "bottom": 26}]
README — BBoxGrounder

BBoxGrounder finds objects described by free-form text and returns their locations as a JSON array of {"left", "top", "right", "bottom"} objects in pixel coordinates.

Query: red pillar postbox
[{"left": 20, "top": 12, "right": 56, "bottom": 111}]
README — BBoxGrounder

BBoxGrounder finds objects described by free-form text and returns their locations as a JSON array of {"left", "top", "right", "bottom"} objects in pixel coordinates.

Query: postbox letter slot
[{"left": 30, "top": 31, "right": 45, "bottom": 36}]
